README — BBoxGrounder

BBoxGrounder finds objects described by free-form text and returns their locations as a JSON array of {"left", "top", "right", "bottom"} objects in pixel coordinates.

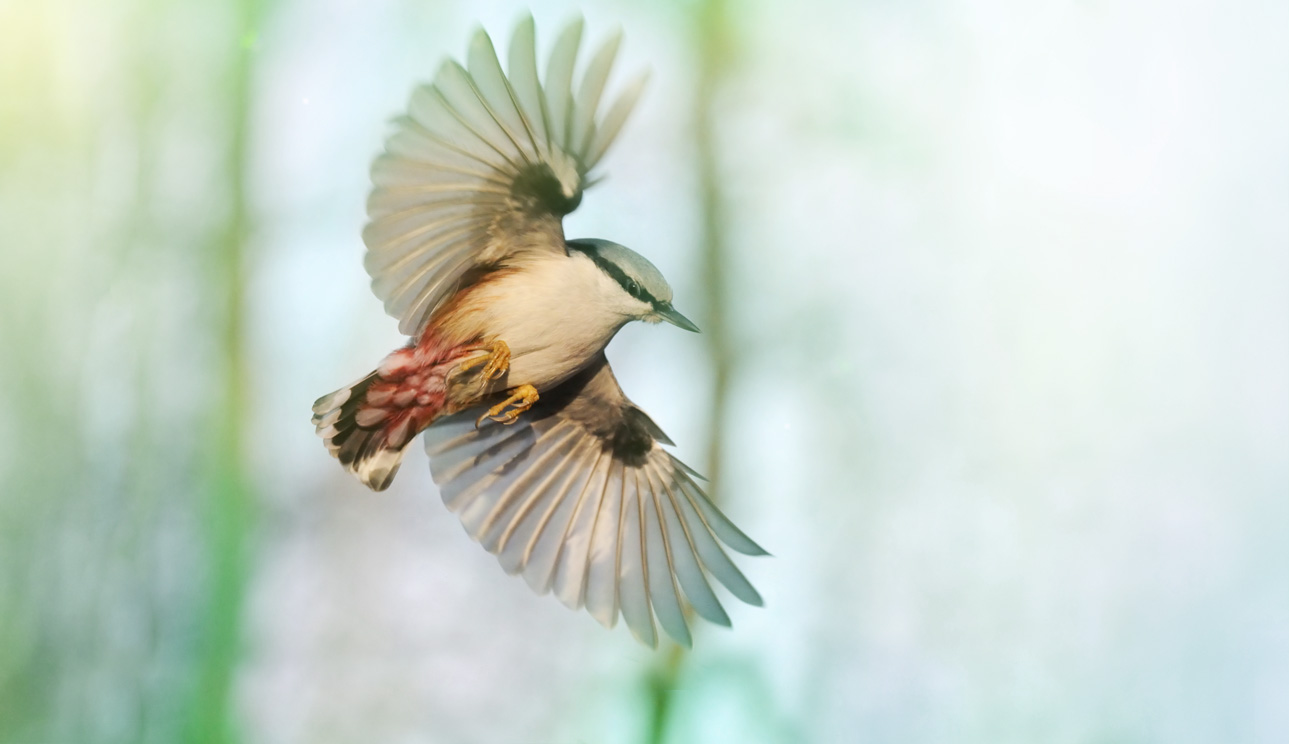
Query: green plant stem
[{"left": 182, "top": 2, "right": 259, "bottom": 742}]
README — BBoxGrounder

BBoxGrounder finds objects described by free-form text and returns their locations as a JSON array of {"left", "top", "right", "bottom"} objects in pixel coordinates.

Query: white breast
[{"left": 471, "top": 252, "right": 629, "bottom": 391}]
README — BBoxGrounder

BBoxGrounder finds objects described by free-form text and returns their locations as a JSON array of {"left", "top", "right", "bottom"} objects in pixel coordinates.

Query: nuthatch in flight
[{"left": 313, "top": 16, "right": 765, "bottom": 647}]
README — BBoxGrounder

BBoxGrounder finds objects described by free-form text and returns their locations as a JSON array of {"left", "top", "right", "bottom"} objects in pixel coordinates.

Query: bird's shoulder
[{"left": 532, "top": 353, "right": 675, "bottom": 459}]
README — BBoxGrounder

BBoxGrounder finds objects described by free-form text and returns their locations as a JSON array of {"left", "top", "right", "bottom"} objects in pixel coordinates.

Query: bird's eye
[{"left": 627, "top": 280, "right": 640, "bottom": 296}]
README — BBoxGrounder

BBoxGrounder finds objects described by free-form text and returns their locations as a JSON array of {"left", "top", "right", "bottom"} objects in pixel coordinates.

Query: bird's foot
[
  {"left": 475, "top": 384, "right": 540, "bottom": 427},
  {"left": 457, "top": 339, "right": 510, "bottom": 381}
]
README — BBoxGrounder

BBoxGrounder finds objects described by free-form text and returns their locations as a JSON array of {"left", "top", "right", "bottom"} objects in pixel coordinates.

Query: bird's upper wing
[
  {"left": 363, "top": 16, "right": 648, "bottom": 336},
  {"left": 422, "top": 355, "right": 766, "bottom": 647}
]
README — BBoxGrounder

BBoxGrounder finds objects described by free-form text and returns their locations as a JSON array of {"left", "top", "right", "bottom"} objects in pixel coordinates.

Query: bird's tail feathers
[{"left": 312, "top": 371, "right": 427, "bottom": 491}]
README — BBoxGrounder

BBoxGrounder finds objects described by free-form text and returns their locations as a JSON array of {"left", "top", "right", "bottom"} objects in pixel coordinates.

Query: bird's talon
[
  {"left": 458, "top": 339, "right": 511, "bottom": 382},
  {"left": 474, "top": 384, "right": 539, "bottom": 428}
]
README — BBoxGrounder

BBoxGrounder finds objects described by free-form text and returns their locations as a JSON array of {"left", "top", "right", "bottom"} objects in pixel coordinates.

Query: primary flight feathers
[{"left": 364, "top": 16, "right": 649, "bottom": 335}]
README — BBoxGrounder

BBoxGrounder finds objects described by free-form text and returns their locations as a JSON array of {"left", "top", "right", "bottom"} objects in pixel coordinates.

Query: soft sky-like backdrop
[{"left": 2, "top": 0, "right": 1286, "bottom": 742}]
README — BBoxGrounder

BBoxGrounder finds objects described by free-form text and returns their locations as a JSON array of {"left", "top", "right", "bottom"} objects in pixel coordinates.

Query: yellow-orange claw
[
  {"left": 475, "top": 384, "right": 540, "bottom": 428},
  {"left": 458, "top": 339, "right": 510, "bottom": 381}
]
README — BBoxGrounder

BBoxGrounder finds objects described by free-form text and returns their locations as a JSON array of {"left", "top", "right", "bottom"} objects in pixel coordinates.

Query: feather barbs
[{"left": 364, "top": 16, "right": 648, "bottom": 336}]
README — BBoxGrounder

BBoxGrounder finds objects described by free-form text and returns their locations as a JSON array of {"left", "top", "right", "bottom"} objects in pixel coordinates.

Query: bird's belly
[
  {"left": 501, "top": 319, "right": 615, "bottom": 391},
  {"left": 477, "top": 296, "right": 621, "bottom": 392},
  {"left": 505, "top": 344, "right": 595, "bottom": 391}
]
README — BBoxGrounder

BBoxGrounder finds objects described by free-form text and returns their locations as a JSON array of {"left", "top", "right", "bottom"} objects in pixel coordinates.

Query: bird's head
[{"left": 567, "top": 239, "right": 699, "bottom": 332}]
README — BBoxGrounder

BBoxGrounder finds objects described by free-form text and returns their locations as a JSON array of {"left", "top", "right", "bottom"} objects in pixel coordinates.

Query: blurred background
[{"left": 2, "top": 0, "right": 1287, "bottom": 742}]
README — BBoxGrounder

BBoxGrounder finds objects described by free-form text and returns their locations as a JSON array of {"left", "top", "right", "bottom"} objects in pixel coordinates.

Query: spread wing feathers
[
  {"left": 364, "top": 16, "right": 649, "bottom": 336},
  {"left": 421, "top": 356, "right": 766, "bottom": 647}
]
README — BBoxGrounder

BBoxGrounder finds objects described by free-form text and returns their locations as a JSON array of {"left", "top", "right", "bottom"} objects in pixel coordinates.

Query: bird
[{"left": 311, "top": 16, "right": 765, "bottom": 647}]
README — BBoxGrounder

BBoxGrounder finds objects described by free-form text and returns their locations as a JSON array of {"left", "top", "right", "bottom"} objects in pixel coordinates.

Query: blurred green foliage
[
  {"left": 3, "top": 0, "right": 1287, "bottom": 743},
  {"left": 0, "top": 1, "right": 754, "bottom": 742},
  {"left": 0, "top": 0, "right": 265, "bottom": 741}
]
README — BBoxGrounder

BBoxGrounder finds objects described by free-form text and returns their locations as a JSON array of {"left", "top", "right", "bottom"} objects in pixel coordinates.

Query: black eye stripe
[{"left": 568, "top": 241, "right": 657, "bottom": 304}]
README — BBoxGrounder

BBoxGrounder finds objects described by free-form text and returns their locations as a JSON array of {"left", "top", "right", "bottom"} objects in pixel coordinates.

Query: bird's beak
[{"left": 656, "top": 302, "right": 700, "bottom": 333}]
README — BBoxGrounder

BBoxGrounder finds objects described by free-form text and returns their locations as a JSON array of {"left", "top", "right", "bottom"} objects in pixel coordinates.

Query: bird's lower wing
[{"left": 421, "top": 355, "right": 765, "bottom": 647}]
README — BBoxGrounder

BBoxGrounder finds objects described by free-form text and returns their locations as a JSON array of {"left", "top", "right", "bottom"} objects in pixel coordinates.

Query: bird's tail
[{"left": 312, "top": 367, "right": 447, "bottom": 491}]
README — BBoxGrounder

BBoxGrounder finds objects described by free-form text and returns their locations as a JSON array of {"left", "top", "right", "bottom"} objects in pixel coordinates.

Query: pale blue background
[{"left": 1, "top": 0, "right": 1286, "bottom": 742}]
